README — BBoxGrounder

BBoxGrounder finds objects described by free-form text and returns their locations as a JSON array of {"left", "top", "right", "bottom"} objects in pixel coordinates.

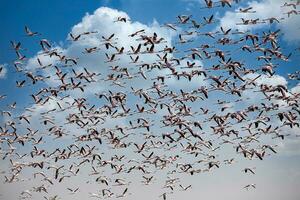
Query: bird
[
  {"left": 243, "top": 167, "right": 255, "bottom": 174},
  {"left": 25, "top": 25, "right": 40, "bottom": 36},
  {"left": 179, "top": 184, "right": 192, "bottom": 191},
  {"left": 116, "top": 188, "right": 130, "bottom": 198},
  {"left": 1, "top": 4, "right": 299, "bottom": 200},
  {"left": 244, "top": 184, "right": 256, "bottom": 190},
  {"left": 239, "top": 7, "right": 256, "bottom": 13}
]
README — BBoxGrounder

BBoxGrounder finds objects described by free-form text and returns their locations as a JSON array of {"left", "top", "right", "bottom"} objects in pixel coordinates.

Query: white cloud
[
  {"left": 24, "top": 7, "right": 177, "bottom": 95},
  {"left": 291, "top": 83, "right": 300, "bottom": 93},
  {"left": 244, "top": 73, "right": 288, "bottom": 86},
  {"left": 218, "top": 0, "right": 300, "bottom": 42},
  {"left": 2, "top": 5, "right": 300, "bottom": 200}
]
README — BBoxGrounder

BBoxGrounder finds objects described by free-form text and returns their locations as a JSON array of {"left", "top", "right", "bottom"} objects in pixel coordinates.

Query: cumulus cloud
[
  {"left": 24, "top": 7, "right": 177, "bottom": 96},
  {"left": 66, "top": 7, "right": 175, "bottom": 63},
  {"left": 291, "top": 83, "right": 300, "bottom": 93},
  {"left": 244, "top": 73, "right": 288, "bottom": 86},
  {"left": 218, "top": 0, "right": 300, "bottom": 42},
  {"left": 14, "top": 6, "right": 300, "bottom": 167},
  {"left": 2, "top": 5, "right": 300, "bottom": 200}
]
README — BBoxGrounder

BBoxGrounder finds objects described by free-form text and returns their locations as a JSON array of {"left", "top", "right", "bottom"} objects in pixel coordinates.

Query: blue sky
[
  {"left": 1, "top": 0, "right": 298, "bottom": 113},
  {"left": 1, "top": 0, "right": 299, "bottom": 81},
  {"left": 0, "top": 1, "right": 300, "bottom": 200}
]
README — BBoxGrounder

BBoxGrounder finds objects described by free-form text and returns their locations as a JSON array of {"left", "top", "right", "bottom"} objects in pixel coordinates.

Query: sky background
[{"left": 0, "top": 0, "right": 300, "bottom": 200}]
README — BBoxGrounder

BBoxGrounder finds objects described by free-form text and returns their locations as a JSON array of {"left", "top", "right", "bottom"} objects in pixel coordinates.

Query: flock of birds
[{"left": 1, "top": 0, "right": 300, "bottom": 199}]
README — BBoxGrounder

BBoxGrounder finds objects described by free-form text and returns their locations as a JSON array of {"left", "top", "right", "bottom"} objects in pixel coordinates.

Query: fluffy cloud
[
  {"left": 291, "top": 83, "right": 300, "bottom": 93},
  {"left": 244, "top": 73, "right": 288, "bottom": 86},
  {"left": 2, "top": 5, "right": 300, "bottom": 200},
  {"left": 24, "top": 7, "right": 177, "bottom": 96},
  {"left": 12, "top": 6, "right": 300, "bottom": 170},
  {"left": 218, "top": 0, "right": 300, "bottom": 42}
]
